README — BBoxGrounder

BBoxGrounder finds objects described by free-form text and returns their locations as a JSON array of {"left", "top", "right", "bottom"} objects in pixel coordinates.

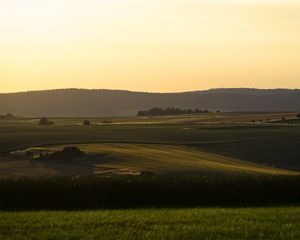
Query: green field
[{"left": 1, "top": 207, "right": 300, "bottom": 240}]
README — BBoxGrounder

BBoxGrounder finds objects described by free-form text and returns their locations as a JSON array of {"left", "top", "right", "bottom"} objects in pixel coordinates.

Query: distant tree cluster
[
  {"left": 0, "top": 113, "right": 14, "bottom": 119},
  {"left": 38, "top": 117, "right": 54, "bottom": 125},
  {"left": 83, "top": 120, "right": 91, "bottom": 126},
  {"left": 137, "top": 107, "right": 210, "bottom": 116},
  {"left": 297, "top": 113, "right": 300, "bottom": 119}
]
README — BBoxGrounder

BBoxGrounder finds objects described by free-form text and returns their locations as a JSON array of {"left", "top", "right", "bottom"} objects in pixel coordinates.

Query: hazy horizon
[{"left": 1, "top": 86, "right": 300, "bottom": 94}]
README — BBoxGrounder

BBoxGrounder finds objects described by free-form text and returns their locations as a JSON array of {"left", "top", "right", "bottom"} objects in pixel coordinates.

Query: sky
[{"left": 1, "top": 0, "right": 300, "bottom": 93}]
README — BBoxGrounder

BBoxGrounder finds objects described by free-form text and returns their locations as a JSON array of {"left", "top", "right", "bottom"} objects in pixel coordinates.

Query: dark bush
[
  {"left": 0, "top": 113, "right": 14, "bottom": 119},
  {"left": 38, "top": 117, "right": 54, "bottom": 125},
  {"left": 62, "top": 146, "right": 85, "bottom": 157},
  {"left": 83, "top": 120, "right": 91, "bottom": 126},
  {"left": 47, "top": 146, "right": 86, "bottom": 160}
]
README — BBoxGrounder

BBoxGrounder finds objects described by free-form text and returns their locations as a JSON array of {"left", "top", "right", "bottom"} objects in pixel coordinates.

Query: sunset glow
[{"left": 1, "top": 0, "right": 300, "bottom": 92}]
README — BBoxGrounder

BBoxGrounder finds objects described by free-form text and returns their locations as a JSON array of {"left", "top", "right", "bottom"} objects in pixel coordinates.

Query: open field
[
  {"left": 1, "top": 143, "right": 297, "bottom": 179},
  {"left": 1, "top": 207, "right": 300, "bottom": 240},
  {"left": 1, "top": 113, "right": 300, "bottom": 172},
  {"left": 1, "top": 113, "right": 300, "bottom": 239},
  {"left": 0, "top": 111, "right": 298, "bottom": 126}
]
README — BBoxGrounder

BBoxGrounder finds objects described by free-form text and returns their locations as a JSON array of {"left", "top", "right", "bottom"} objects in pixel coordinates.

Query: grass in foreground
[{"left": 1, "top": 207, "right": 300, "bottom": 240}]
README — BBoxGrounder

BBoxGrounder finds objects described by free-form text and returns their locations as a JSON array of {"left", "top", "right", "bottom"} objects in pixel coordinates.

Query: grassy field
[
  {"left": 1, "top": 118, "right": 300, "bottom": 170},
  {"left": 2, "top": 143, "right": 296, "bottom": 179},
  {"left": 1, "top": 207, "right": 300, "bottom": 240},
  {"left": 48, "top": 143, "right": 296, "bottom": 175}
]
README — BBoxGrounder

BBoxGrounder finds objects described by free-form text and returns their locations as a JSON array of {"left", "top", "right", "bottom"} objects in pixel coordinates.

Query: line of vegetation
[
  {"left": 137, "top": 107, "right": 212, "bottom": 116},
  {"left": 1, "top": 174, "right": 299, "bottom": 210}
]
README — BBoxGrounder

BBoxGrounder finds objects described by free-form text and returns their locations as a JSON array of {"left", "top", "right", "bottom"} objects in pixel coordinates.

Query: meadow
[{"left": 1, "top": 207, "right": 300, "bottom": 240}]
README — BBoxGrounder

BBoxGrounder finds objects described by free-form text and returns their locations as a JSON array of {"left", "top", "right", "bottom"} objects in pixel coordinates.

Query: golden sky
[{"left": 1, "top": 0, "right": 300, "bottom": 93}]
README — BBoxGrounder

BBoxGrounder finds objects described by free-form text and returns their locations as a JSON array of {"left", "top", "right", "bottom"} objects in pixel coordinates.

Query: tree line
[{"left": 137, "top": 107, "right": 211, "bottom": 116}]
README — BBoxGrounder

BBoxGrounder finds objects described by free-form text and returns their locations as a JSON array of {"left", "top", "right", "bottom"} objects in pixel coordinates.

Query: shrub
[
  {"left": 47, "top": 146, "right": 86, "bottom": 160},
  {"left": 62, "top": 146, "right": 85, "bottom": 158},
  {"left": 83, "top": 120, "right": 91, "bottom": 126},
  {"left": 0, "top": 113, "right": 14, "bottom": 119},
  {"left": 38, "top": 117, "right": 54, "bottom": 125}
]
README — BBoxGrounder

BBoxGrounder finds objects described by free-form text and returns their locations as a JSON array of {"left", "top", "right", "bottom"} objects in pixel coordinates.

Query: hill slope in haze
[{"left": 1, "top": 88, "right": 300, "bottom": 117}]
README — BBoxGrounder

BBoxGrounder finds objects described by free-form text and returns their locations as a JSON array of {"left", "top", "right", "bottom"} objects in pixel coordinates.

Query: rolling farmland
[{"left": 1, "top": 113, "right": 300, "bottom": 239}]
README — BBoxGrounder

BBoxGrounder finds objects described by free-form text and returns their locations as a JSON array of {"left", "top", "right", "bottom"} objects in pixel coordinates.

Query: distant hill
[{"left": 1, "top": 88, "right": 300, "bottom": 117}]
